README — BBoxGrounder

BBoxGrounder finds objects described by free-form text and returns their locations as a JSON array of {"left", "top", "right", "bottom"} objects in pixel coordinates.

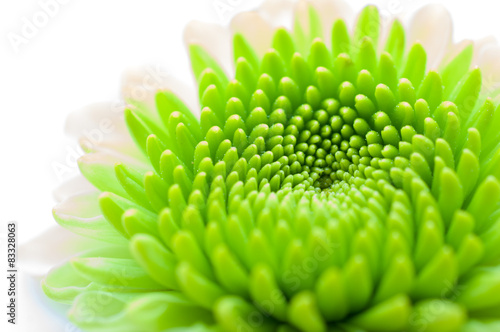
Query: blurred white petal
[
  {"left": 53, "top": 175, "right": 95, "bottom": 203},
  {"left": 472, "top": 36, "right": 498, "bottom": 65},
  {"left": 313, "top": 0, "right": 353, "bottom": 41},
  {"left": 184, "top": 21, "right": 233, "bottom": 79},
  {"left": 440, "top": 39, "right": 473, "bottom": 68},
  {"left": 294, "top": 0, "right": 353, "bottom": 43},
  {"left": 53, "top": 190, "right": 125, "bottom": 244},
  {"left": 477, "top": 42, "right": 500, "bottom": 97},
  {"left": 65, "top": 102, "right": 128, "bottom": 139},
  {"left": 121, "top": 65, "right": 198, "bottom": 113},
  {"left": 20, "top": 226, "right": 98, "bottom": 278},
  {"left": 258, "top": 0, "right": 296, "bottom": 29},
  {"left": 407, "top": 4, "right": 452, "bottom": 69},
  {"left": 230, "top": 11, "right": 274, "bottom": 57}
]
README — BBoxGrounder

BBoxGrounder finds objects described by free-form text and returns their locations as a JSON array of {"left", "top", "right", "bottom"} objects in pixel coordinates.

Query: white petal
[
  {"left": 78, "top": 133, "right": 143, "bottom": 160},
  {"left": 19, "top": 226, "right": 98, "bottom": 278},
  {"left": 230, "top": 11, "right": 274, "bottom": 57},
  {"left": 53, "top": 175, "right": 95, "bottom": 203},
  {"left": 472, "top": 36, "right": 498, "bottom": 66},
  {"left": 79, "top": 149, "right": 149, "bottom": 172},
  {"left": 64, "top": 101, "right": 147, "bottom": 166},
  {"left": 439, "top": 39, "right": 473, "bottom": 69},
  {"left": 476, "top": 42, "right": 500, "bottom": 97},
  {"left": 313, "top": 0, "right": 353, "bottom": 41},
  {"left": 65, "top": 101, "right": 128, "bottom": 139},
  {"left": 60, "top": 101, "right": 148, "bottom": 204},
  {"left": 293, "top": 0, "right": 353, "bottom": 43},
  {"left": 121, "top": 65, "right": 199, "bottom": 113},
  {"left": 258, "top": 0, "right": 296, "bottom": 29},
  {"left": 294, "top": 0, "right": 313, "bottom": 36},
  {"left": 54, "top": 190, "right": 101, "bottom": 217},
  {"left": 407, "top": 4, "right": 452, "bottom": 69},
  {"left": 53, "top": 190, "right": 125, "bottom": 243},
  {"left": 184, "top": 20, "right": 233, "bottom": 78}
]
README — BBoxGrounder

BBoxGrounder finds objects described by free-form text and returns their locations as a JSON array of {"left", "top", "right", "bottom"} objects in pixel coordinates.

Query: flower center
[{"left": 285, "top": 93, "right": 373, "bottom": 191}]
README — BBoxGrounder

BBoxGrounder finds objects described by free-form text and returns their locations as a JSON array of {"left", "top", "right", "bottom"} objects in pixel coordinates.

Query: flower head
[{"left": 43, "top": 1, "right": 500, "bottom": 331}]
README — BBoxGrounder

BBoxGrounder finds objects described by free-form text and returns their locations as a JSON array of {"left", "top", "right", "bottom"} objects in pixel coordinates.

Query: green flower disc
[{"left": 44, "top": 5, "right": 500, "bottom": 332}]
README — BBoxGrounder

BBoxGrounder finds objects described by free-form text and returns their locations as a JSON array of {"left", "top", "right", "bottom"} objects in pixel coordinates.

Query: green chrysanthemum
[{"left": 43, "top": 2, "right": 500, "bottom": 332}]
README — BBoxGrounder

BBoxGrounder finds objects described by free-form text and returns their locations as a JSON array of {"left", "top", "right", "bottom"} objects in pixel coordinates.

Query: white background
[{"left": 0, "top": 0, "right": 499, "bottom": 331}]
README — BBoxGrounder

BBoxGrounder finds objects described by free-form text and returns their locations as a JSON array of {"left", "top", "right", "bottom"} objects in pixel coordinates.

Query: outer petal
[
  {"left": 444, "top": 36, "right": 500, "bottom": 100},
  {"left": 121, "top": 65, "right": 199, "bottom": 114},
  {"left": 407, "top": 4, "right": 452, "bottom": 69},
  {"left": 477, "top": 42, "right": 500, "bottom": 99},
  {"left": 312, "top": 0, "right": 353, "bottom": 41},
  {"left": 60, "top": 63, "right": 193, "bottom": 203},
  {"left": 65, "top": 101, "right": 129, "bottom": 140},
  {"left": 294, "top": 0, "right": 353, "bottom": 44},
  {"left": 65, "top": 64, "right": 199, "bottom": 167},
  {"left": 78, "top": 133, "right": 143, "bottom": 160},
  {"left": 184, "top": 21, "right": 233, "bottom": 79},
  {"left": 53, "top": 175, "right": 95, "bottom": 203},
  {"left": 471, "top": 36, "right": 498, "bottom": 66},
  {"left": 258, "top": 0, "right": 296, "bottom": 29},
  {"left": 76, "top": 151, "right": 150, "bottom": 200},
  {"left": 20, "top": 226, "right": 99, "bottom": 278},
  {"left": 230, "top": 11, "right": 274, "bottom": 57},
  {"left": 52, "top": 190, "right": 126, "bottom": 244},
  {"left": 378, "top": 13, "right": 407, "bottom": 55},
  {"left": 64, "top": 101, "right": 146, "bottom": 162},
  {"left": 440, "top": 39, "right": 473, "bottom": 68}
]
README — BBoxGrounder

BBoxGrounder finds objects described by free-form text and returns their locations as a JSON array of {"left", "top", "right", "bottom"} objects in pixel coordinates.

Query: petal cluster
[{"left": 44, "top": 3, "right": 500, "bottom": 332}]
